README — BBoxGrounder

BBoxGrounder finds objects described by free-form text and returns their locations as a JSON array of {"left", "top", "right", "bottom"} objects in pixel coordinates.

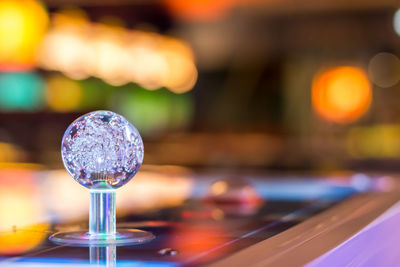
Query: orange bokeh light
[
  {"left": 312, "top": 66, "right": 372, "bottom": 124},
  {"left": 0, "top": 224, "right": 49, "bottom": 255},
  {"left": 164, "top": 0, "right": 233, "bottom": 21}
]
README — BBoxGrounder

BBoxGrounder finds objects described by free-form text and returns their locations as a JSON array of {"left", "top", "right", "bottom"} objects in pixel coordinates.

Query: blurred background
[
  {"left": 2, "top": 0, "right": 400, "bottom": 257},
  {"left": 0, "top": 0, "right": 399, "bottom": 171}
]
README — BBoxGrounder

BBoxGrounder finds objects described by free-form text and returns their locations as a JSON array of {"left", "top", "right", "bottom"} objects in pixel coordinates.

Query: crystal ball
[{"left": 61, "top": 110, "right": 144, "bottom": 190}]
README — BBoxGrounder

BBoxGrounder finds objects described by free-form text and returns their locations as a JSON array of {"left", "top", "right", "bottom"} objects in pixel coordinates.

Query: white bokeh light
[{"left": 393, "top": 9, "right": 400, "bottom": 36}]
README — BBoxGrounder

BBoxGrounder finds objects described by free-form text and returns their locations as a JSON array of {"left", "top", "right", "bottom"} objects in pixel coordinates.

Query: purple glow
[{"left": 307, "top": 202, "right": 400, "bottom": 266}]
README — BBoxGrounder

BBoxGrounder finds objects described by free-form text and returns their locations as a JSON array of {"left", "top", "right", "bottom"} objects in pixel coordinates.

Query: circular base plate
[{"left": 49, "top": 229, "right": 155, "bottom": 247}]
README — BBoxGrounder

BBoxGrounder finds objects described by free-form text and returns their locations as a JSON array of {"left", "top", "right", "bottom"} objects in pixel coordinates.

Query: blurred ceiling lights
[
  {"left": 368, "top": 52, "right": 400, "bottom": 88},
  {"left": 37, "top": 10, "right": 198, "bottom": 93},
  {"left": 0, "top": 0, "right": 48, "bottom": 71},
  {"left": 312, "top": 66, "right": 372, "bottom": 124}
]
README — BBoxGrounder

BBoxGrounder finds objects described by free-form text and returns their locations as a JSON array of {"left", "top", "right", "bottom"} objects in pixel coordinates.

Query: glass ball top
[{"left": 61, "top": 110, "right": 144, "bottom": 190}]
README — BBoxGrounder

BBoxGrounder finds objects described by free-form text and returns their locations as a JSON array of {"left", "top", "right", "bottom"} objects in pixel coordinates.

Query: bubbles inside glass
[{"left": 61, "top": 110, "right": 144, "bottom": 190}]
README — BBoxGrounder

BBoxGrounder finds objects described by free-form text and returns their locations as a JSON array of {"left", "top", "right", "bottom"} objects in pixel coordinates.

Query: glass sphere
[{"left": 61, "top": 110, "right": 144, "bottom": 189}]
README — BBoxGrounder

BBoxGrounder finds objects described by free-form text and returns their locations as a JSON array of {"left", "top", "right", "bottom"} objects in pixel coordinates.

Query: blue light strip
[{"left": 0, "top": 257, "right": 178, "bottom": 267}]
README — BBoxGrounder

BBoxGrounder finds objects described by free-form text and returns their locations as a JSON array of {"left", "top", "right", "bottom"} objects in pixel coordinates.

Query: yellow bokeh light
[
  {"left": 46, "top": 75, "right": 82, "bottom": 112},
  {"left": 312, "top": 66, "right": 372, "bottom": 124},
  {"left": 0, "top": 224, "right": 49, "bottom": 255},
  {"left": 0, "top": 142, "right": 23, "bottom": 162},
  {"left": 0, "top": 192, "right": 41, "bottom": 230},
  {"left": 0, "top": 0, "right": 48, "bottom": 68},
  {"left": 52, "top": 7, "right": 89, "bottom": 27}
]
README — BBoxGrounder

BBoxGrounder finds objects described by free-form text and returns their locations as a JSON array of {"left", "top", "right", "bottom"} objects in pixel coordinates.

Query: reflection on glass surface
[
  {"left": 43, "top": 167, "right": 192, "bottom": 223},
  {"left": 90, "top": 245, "right": 116, "bottom": 267},
  {"left": 166, "top": 223, "right": 229, "bottom": 265},
  {"left": 204, "top": 178, "right": 263, "bottom": 216},
  {"left": 0, "top": 165, "right": 192, "bottom": 248}
]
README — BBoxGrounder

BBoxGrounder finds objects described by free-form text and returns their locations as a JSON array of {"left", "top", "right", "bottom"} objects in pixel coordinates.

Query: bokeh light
[
  {"left": 0, "top": 0, "right": 48, "bottom": 70},
  {"left": 111, "top": 86, "right": 194, "bottom": 135},
  {"left": 164, "top": 0, "right": 233, "bottom": 21},
  {"left": 0, "top": 142, "right": 24, "bottom": 163},
  {"left": 0, "top": 72, "right": 44, "bottom": 111},
  {"left": 368, "top": 52, "right": 400, "bottom": 88},
  {"left": 163, "top": 48, "right": 198, "bottom": 94},
  {"left": 45, "top": 74, "right": 82, "bottom": 112},
  {"left": 91, "top": 28, "right": 131, "bottom": 86},
  {"left": 37, "top": 26, "right": 91, "bottom": 80},
  {"left": 0, "top": 170, "right": 49, "bottom": 255},
  {"left": 52, "top": 7, "right": 89, "bottom": 27},
  {"left": 347, "top": 125, "right": 400, "bottom": 158},
  {"left": 37, "top": 12, "right": 197, "bottom": 92},
  {"left": 312, "top": 66, "right": 372, "bottom": 124},
  {"left": 0, "top": 170, "right": 44, "bottom": 231},
  {"left": 114, "top": 87, "right": 172, "bottom": 135},
  {"left": 0, "top": 224, "right": 48, "bottom": 255},
  {"left": 167, "top": 224, "right": 229, "bottom": 263},
  {"left": 169, "top": 93, "right": 194, "bottom": 129},
  {"left": 79, "top": 78, "right": 110, "bottom": 110},
  {"left": 393, "top": 9, "right": 400, "bottom": 36},
  {"left": 127, "top": 35, "right": 170, "bottom": 90},
  {"left": 204, "top": 178, "right": 262, "bottom": 216},
  {"left": 42, "top": 168, "right": 192, "bottom": 220}
]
